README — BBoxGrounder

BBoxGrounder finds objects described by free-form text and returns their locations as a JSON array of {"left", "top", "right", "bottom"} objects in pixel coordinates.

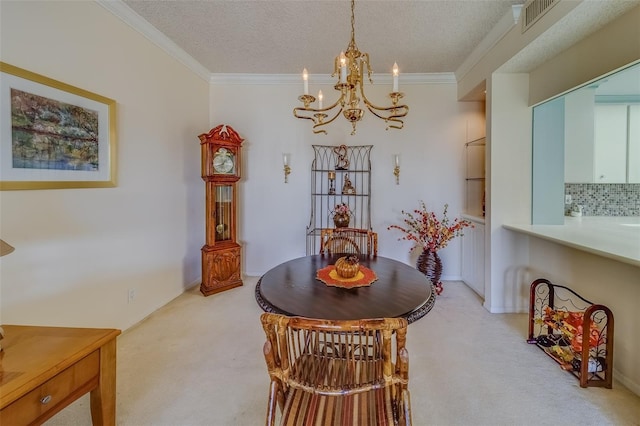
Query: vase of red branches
[
  {"left": 388, "top": 201, "right": 472, "bottom": 295},
  {"left": 417, "top": 249, "right": 443, "bottom": 295}
]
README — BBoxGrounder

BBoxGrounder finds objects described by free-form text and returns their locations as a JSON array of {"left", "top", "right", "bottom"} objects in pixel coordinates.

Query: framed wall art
[{"left": 0, "top": 62, "right": 116, "bottom": 190}]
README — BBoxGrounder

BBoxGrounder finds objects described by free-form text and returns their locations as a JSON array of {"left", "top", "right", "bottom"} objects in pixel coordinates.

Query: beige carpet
[{"left": 46, "top": 278, "right": 640, "bottom": 425}]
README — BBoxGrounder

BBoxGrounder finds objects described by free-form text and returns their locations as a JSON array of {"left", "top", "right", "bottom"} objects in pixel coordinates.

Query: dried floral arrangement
[{"left": 388, "top": 201, "right": 473, "bottom": 252}]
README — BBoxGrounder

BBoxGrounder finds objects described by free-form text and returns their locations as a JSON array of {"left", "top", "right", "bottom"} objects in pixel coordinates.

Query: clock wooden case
[{"left": 198, "top": 124, "right": 243, "bottom": 296}]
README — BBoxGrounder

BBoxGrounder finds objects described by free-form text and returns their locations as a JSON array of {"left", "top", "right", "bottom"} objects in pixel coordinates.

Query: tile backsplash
[{"left": 564, "top": 184, "right": 640, "bottom": 216}]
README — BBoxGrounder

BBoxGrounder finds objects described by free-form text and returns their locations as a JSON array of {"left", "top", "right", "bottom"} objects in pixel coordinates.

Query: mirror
[{"left": 561, "top": 62, "right": 640, "bottom": 183}]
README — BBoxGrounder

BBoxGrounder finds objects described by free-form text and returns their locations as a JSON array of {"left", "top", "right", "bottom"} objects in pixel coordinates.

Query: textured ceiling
[
  {"left": 122, "top": 0, "right": 525, "bottom": 75},
  {"left": 121, "top": 0, "right": 639, "bottom": 78}
]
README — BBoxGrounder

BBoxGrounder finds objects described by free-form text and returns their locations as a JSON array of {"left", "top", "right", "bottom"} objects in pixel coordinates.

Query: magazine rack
[{"left": 527, "top": 278, "right": 614, "bottom": 388}]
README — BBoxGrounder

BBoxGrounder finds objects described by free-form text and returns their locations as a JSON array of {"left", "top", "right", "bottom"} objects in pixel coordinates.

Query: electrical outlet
[
  {"left": 128, "top": 288, "right": 136, "bottom": 303},
  {"left": 565, "top": 194, "right": 572, "bottom": 204}
]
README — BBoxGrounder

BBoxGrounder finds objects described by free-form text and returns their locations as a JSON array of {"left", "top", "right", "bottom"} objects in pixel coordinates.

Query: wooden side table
[{"left": 0, "top": 325, "right": 121, "bottom": 425}]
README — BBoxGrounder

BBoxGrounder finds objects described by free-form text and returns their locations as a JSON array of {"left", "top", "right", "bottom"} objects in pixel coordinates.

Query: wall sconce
[
  {"left": 393, "top": 154, "right": 400, "bottom": 185},
  {"left": 283, "top": 153, "right": 291, "bottom": 183}
]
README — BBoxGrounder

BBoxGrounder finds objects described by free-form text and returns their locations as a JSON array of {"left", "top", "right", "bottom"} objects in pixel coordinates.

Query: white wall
[
  {"left": 210, "top": 82, "right": 485, "bottom": 277},
  {"left": 485, "top": 73, "right": 532, "bottom": 313},
  {"left": 0, "top": 1, "right": 209, "bottom": 330}
]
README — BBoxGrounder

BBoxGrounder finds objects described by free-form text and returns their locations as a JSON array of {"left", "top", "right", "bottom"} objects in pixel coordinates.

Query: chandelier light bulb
[
  {"left": 318, "top": 90, "right": 323, "bottom": 109},
  {"left": 392, "top": 62, "right": 399, "bottom": 93},
  {"left": 303, "top": 68, "right": 309, "bottom": 95}
]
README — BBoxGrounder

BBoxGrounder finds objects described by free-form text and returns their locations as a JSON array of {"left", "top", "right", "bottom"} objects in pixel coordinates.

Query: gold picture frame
[{"left": 0, "top": 62, "right": 116, "bottom": 190}]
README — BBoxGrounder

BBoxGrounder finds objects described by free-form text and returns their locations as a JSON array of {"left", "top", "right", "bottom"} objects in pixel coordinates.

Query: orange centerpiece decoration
[
  {"left": 316, "top": 255, "right": 378, "bottom": 288},
  {"left": 334, "top": 255, "right": 360, "bottom": 278}
]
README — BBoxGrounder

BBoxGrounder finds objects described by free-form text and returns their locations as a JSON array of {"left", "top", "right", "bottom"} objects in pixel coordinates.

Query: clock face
[{"left": 213, "top": 148, "right": 235, "bottom": 174}]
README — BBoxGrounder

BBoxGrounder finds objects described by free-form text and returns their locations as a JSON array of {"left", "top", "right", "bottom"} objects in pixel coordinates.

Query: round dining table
[{"left": 255, "top": 254, "right": 436, "bottom": 323}]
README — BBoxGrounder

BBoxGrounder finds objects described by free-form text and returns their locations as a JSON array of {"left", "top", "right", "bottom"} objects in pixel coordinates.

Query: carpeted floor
[{"left": 46, "top": 278, "right": 640, "bottom": 425}]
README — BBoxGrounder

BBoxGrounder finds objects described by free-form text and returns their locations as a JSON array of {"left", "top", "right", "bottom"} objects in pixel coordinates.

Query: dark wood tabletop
[{"left": 255, "top": 254, "right": 436, "bottom": 323}]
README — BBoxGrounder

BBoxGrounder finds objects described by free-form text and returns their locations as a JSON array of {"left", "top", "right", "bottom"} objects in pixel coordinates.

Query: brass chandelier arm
[
  {"left": 361, "top": 54, "right": 373, "bottom": 84},
  {"left": 292, "top": 108, "right": 317, "bottom": 123},
  {"left": 359, "top": 81, "right": 408, "bottom": 130},
  {"left": 312, "top": 109, "right": 342, "bottom": 134},
  {"left": 365, "top": 104, "right": 409, "bottom": 130},
  {"left": 294, "top": 96, "right": 345, "bottom": 135},
  {"left": 321, "top": 96, "right": 344, "bottom": 113},
  {"left": 375, "top": 112, "right": 407, "bottom": 130}
]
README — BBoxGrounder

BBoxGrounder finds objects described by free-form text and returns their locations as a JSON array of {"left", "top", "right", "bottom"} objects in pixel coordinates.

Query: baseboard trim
[
  {"left": 186, "top": 278, "right": 201, "bottom": 290},
  {"left": 486, "top": 305, "right": 529, "bottom": 314},
  {"left": 614, "top": 368, "right": 640, "bottom": 397}
]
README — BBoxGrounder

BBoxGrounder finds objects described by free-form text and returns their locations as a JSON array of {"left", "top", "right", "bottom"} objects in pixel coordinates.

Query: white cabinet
[
  {"left": 629, "top": 105, "right": 640, "bottom": 183},
  {"left": 461, "top": 219, "right": 485, "bottom": 298},
  {"left": 594, "top": 104, "right": 628, "bottom": 183},
  {"left": 565, "top": 102, "right": 638, "bottom": 183},
  {"left": 463, "top": 137, "right": 485, "bottom": 298},
  {"left": 564, "top": 88, "right": 596, "bottom": 183}
]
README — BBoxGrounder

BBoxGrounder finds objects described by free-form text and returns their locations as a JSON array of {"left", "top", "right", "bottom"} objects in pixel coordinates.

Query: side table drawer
[{"left": 0, "top": 350, "right": 100, "bottom": 425}]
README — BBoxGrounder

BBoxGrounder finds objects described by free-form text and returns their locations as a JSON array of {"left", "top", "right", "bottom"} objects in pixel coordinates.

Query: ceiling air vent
[{"left": 522, "top": 0, "right": 558, "bottom": 33}]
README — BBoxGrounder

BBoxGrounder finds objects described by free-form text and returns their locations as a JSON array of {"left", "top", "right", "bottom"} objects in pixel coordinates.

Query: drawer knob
[{"left": 40, "top": 395, "right": 52, "bottom": 404}]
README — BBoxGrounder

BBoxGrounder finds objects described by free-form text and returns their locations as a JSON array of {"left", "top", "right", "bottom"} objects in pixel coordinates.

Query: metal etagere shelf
[
  {"left": 464, "top": 137, "right": 486, "bottom": 217},
  {"left": 306, "top": 145, "right": 373, "bottom": 254}
]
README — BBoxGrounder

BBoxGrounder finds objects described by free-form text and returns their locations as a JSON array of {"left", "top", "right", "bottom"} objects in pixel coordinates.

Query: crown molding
[
  {"left": 209, "top": 73, "right": 456, "bottom": 85},
  {"left": 96, "top": 0, "right": 211, "bottom": 82}
]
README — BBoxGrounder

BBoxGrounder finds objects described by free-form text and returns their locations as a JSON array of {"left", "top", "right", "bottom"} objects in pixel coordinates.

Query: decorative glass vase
[
  {"left": 333, "top": 213, "right": 350, "bottom": 228},
  {"left": 417, "top": 249, "right": 443, "bottom": 295}
]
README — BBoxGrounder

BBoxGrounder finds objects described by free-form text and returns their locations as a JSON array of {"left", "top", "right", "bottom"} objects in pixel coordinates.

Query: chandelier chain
[{"left": 350, "top": 0, "right": 356, "bottom": 46}]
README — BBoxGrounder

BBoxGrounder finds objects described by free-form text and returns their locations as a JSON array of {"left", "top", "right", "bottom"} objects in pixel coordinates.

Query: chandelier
[{"left": 293, "top": 0, "right": 409, "bottom": 135}]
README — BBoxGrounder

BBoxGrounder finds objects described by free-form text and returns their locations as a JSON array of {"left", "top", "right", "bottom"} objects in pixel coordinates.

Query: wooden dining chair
[
  {"left": 319, "top": 228, "right": 378, "bottom": 257},
  {"left": 260, "top": 313, "right": 412, "bottom": 426}
]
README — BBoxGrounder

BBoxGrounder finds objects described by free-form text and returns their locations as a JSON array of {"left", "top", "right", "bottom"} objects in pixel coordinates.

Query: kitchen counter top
[{"left": 503, "top": 216, "right": 640, "bottom": 267}]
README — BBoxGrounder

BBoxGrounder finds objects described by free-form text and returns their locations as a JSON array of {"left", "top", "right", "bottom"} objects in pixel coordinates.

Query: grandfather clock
[{"left": 198, "top": 124, "right": 243, "bottom": 296}]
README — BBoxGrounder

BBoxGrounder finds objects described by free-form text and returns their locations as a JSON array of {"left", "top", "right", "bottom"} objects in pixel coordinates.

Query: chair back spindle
[
  {"left": 320, "top": 228, "right": 378, "bottom": 257},
  {"left": 260, "top": 314, "right": 411, "bottom": 425}
]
